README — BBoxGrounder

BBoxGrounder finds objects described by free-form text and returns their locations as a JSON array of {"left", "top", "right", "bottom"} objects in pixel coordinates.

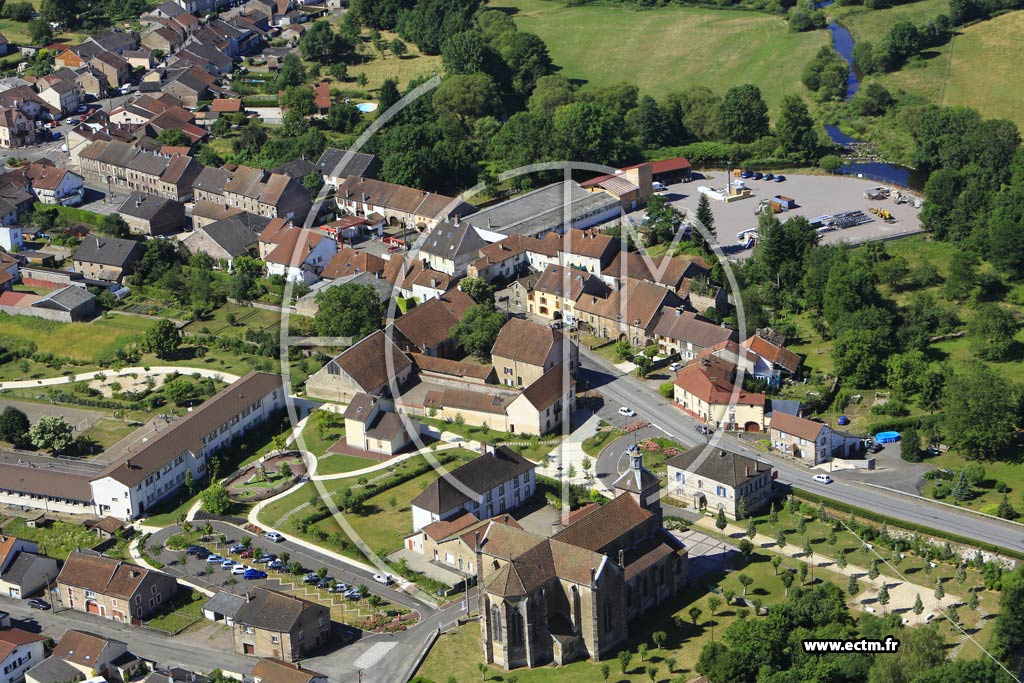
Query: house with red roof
[
  {"left": 673, "top": 355, "right": 766, "bottom": 431},
  {"left": 0, "top": 626, "right": 45, "bottom": 683}
]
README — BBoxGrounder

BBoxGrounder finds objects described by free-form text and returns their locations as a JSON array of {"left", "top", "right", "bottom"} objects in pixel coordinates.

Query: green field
[
  {"left": 496, "top": 0, "right": 829, "bottom": 115},
  {"left": 0, "top": 314, "right": 154, "bottom": 363},
  {"left": 830, "top": 0, "right": 1024, "bottom": 130}
]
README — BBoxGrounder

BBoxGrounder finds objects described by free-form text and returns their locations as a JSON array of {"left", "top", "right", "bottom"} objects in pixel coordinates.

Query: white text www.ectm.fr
[{"left": 802, "top": 638, "right": 901, "bottom": 654}]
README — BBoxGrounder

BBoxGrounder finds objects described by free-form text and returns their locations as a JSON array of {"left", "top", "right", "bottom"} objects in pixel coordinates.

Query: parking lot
[
  {"left": 149, "top": 521, "right": 425, "bottom": 621},
  {"left": 652, "top": 172, "right": 924, "bottom": 259}
]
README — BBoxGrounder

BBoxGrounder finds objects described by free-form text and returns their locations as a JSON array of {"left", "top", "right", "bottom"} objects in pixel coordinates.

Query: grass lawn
[
  {"left": 0, "top": 313, "right": 155, "bottom": 363},
  {"left": 183, "top": 304, "right": 282, "bottom": 340},
  {"left": 418, "top": 417, "right": 561, "bottom": 462},
  {"left": 258, "top": 449, "right": 478, "bottom": 557},
  {"left": 2, "top": 517, "right": 130, "bottom": 561},
  {"left": 296, "top": 419, "right": 344, "bottom": 458},
  {"left": 341, "top": 28, "right": 442, "bottom": 93},
  {"left": 581, "top": 427, "right": 625, "bottom": 457},
  {"left": 496, "top": 0, "right": 828, "bottom": 116},
  {"left": 315, "top": 452, "right": 377, "bottom": 476},
  {"left": 81, "top": 417, "right": 139, "bottom": 449},
  {"left": 143, "top": 589, "right": 205, "bottom": 634}
]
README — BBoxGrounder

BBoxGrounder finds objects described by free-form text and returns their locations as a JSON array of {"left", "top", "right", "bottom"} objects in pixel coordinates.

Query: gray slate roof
[
  {"left": 118, "top": 192, "right": 179, "bottom": 221},
  {"left": 195, "top": 213, "right": 269, "bottom": 257},
  {"left": 202, "top": 591, "right": 246, "bottom": 618},
  {"left": 464, "top": 181, "right": 619, "bottom": 237},
  {"left": 72, "top": 237, "right": 144, "bottom": 269},
  {"left": 315, "top": 148, "right": 378, "bottom": 180},
  {"left": 665, "top": 446, "right": 772, "bottom": 488},
  {"left": 25, "top": 656, "right": 83, "bottom": 683},
  {"left": 420, "top": 221, "right": 488, "bottom": 261},
  {"left": 232, "top": 587, "right": 321, "bottom": 631},
  {"left": 411, "top": 447, "right": 535, "bottom": 514}
]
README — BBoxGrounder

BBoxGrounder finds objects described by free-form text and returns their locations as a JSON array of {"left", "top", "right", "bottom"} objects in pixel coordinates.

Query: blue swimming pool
[
  {"left": 356, "top": 102, "right": 378, "bottom": 113},
  {"left": 875, "top": 431, "right": 901, "bottom": 443}
]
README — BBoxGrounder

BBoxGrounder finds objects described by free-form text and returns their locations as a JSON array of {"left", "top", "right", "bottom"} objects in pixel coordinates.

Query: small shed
[
  {"left": 86, "top": 516, "right": 126, "bottom": 539},
  {"left": 202, "top": 591, "right": 246, "bottom": 626}
]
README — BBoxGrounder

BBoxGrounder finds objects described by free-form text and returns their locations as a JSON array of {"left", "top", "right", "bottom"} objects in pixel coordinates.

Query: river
[{"left": 817, "top": 3, "right": 926, "bottom": 189}]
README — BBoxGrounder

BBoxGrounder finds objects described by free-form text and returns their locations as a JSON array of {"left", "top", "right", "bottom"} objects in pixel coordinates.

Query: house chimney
[
  {"left": 618, "top": 549, "right": 624, "bottom": 568},
  {"left": 474, "top": 530, "right": 480, "bottom": 553},
  {"left": 503, "top": 513, "right": 509, "bottom": 525}
]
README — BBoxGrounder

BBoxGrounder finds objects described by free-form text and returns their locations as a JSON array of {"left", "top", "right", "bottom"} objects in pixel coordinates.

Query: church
[{"left": 476, "top": 452, "right": 688, "bottom": 669}]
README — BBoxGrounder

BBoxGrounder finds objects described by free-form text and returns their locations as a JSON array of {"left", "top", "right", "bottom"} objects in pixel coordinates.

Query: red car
[{"left": 239, "top": 549, "right": 254, "bottom": 559}]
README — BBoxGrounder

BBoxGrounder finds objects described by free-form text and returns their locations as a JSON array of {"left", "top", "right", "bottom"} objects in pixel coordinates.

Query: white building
[
  {"left": 409, "top": 447, "right": 536, "bottom": 533},
  {"left": 0, "top": 628, "right": 45, "bottom": 683},
  {"left": 89, "top": 372, "right": 286, "bottom": 520},
  {"left": 0, "top": 226, "right": 21, "bottom": 251}
]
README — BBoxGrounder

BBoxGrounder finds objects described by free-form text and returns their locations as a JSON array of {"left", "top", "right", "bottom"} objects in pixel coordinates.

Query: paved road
[
  {"left": 0, "top": 596, "right": 255, "bottom": 674},
  {"left": 580, "top": 349, "right": 1024, "bottom": 555}
]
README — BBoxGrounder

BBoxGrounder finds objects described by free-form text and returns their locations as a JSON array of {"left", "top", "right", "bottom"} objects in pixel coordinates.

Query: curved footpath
[{"left": 0, "top": 366, "right": 241, "bottom": 391}]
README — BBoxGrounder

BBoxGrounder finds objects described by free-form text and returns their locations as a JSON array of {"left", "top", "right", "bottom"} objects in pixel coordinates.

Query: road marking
[{"left": 353, "top": 642, "right": 397, "bottom": 669}]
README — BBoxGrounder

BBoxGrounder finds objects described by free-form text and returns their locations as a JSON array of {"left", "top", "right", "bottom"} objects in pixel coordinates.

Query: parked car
[
  {"left": 669, "top": 362, "right": 682, "bottom": 371},
  {"left": 77, "top": 105, "right": 87, "bottom": 113},
  {"left": 239, "top": 549, "right": 253, "bottom": 558},
  {"left": 231, "top": 564, "right": 249, "bottom": 575},
  {"left": 186, "top": 546, "right": 204, "bottom": 555},
  {"left": 867, "top": 443, "right": 884, "bottom": 453},
  {"left": 775, "top": 175, "right": 786, "bottom": 182},
  {"left": 764, "top": 173, "right": 774, "bottom": 180},
  {"left": 220, "top": 559, "right": 235, "bottom": 569},
  {"left": 344, "top": 589, "right": 362, "bottom": 600},
  {"left": 331, "top": 582, "right": 349, "bottom": 593},
  {"left": 205, "top": 554, "right": 223, "bottom": 564},
  {"left": 652, "top": 181, "right": 667, "bottom": 192},
  {"left": 303, "top": 573, "right": 320, "bottom": 584},
  {"left": 618, "top": 407, "right": 636, "bottom": 418},
  {"left": 27, "top": 598, "right": 50, "bottom": 610},
  {"left": 263, "top": 531, "right": 285, "bottom": 543},
  {"left": 194, "top": 549, "right": 210, "bottom": 560},
  {"left": 268, "top": 559, "right": 284, "bottom": 570},
  {"left": 255, "top": 554, "right": 274, "bottom": 564},
  {"left": 316, "top": 579, "right": 333, "bottom": 590},
  {"left": 740, "top": 171, "right": 752, "bottom": 178},
  {"left": 372, "top": 573, "right": 394, "bottom": 586},
  {"left": 244, "top": 569, "right": 267, "bottom": 580},
  {"left": 813, "top": 473, "right": 833, "bottom": 484},
  {"left": 694, "top": 425, "right": 712, "bottom": 435},
  {"left": 752, "top": 172, "right": 763, "bottom": 180},
  {"left": 229, "top": 544, "right": 246, "bottom": 554},
  {"left": 837, "top": 415, "right": 850, "bottom": 426}
]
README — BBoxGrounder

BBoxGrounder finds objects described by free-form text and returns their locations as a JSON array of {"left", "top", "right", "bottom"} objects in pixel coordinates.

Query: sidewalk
[
  {"left": 0, "top": 366, "right": 241, "bottom": 391},
  {"left": 535, "top": 413, "right": 605, "bottom": 490},
  {"left": 693, "top": 516, "right": 962, "bottom": 620}
]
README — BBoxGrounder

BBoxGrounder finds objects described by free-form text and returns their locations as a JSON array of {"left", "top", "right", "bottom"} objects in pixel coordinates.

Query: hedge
[
  {"left": 790, "top": 486, "right": 1024, "bottom": 561},
  {"left": 864, "top": 413, "right": 943, "bottom": 436},
  {"left": 34, "top": 202, "right": 105, "bottom": 227}
]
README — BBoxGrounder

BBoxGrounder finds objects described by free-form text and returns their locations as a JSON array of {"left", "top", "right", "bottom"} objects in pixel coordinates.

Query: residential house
[
  {"left": 320, "top": 246, "right": 384, "bottom": 280},
  {"left": 117, "top": 193, "right": 185, "bottom": 236},
  {"left": 740, "top": 333, "right": 801, "bottom": 385},
  {"left": 336, "top": 175, "right": 471, "bottom": 231},
  {"left": 314, "top": 148, "right": 378, "bottom": 188},
  {"left": 0, "top": 227, "right": 22, "bottom": 251},
  {"left": 389, "top": 288, "right": 475, "bottom": 357},
  {"left": 418, "top": 220, "right": 489, "bottom": 277},
  {"left": 0, "top": 86, "right": 53, "bottom": 120},
  {"left": 0, "top": 287, "right": 99, "bottom": 322},
  {"left": 0, "top": 108, "right": 33, "bottom": 149},
  {"left": 141, "top": 26, "right": 184, "bottom": 55},
  {"left": 0, "top": 161, "right": 85, "bottom": 206},
  {"left": 491, "top": 317, "right": 578, "bottom": 388},
  {"left": 0, "top": 627, "right": 45, "bottom": 683},
  {"left": 160, "top": 66, "right": 216, "bottom": 107},
  {"left": 35, "top": 630, "right": 129, "bottom": 680},
  {"left": 259, "top": 223, "right": 336, "bottom": 284},
  {"left": 251, "top": 658, "right": 327, "bottom": 683},
  {"left": 479, "top": 456, "right": 686, "bottom": 669},
  {"left": 466, "top": 235, "right": 548, "bottom": 283},
  {"left": 54, "top": 50, "right": 86, "bottom": 70},
  {"left": 89, "top": 52, "right": 131, "bottom": 89},
  {"left": 504, "top": 362, "right": 576, "bottom": 436},
  {"left": 551, "top": 229, "right": 619, "bottom": 274},
  {"left": 181, "top": 212, "right": 269, "bottom": 264},
  {"left": 599, "top": 252, "right": 710, "bottom": 292},
  {"left": 231, "top": 587, "right": 329, "bottom": 662},
  {"left": 666, "top": 445, "right": 773, "bottom": 519},
  {"left": 193, "top": 165, "right": 312, "bottom": 223},
  {"left": 769, "top": 412, "right": 863, "bottom": 463},
  {"left": 404, "top": 512, "right": 520, "bottom": 576},
  {"left": 383, "top": 257, "right": 453, "bottom": 302},
  {"left": 109, "top": 93, "right": 182, "bottom": 126},
  {"left": 305, "top": 330, "right": 413, "bottom": 403},
  {"left": 575, "top": 278, "right": 682, "bottom": 345},
  {"left": 89, "top": 372, "right": 285, "bottom": 520},
  {"left": 78, "top": 139, "right": 202, "bottom": 202},
  {"left": 123, "top": 50, "right": 154, "bottom": 70},
  {"left": 57, "top": 553, "right": 178, "bottom": 622},
  {"left": 673, "top": 356, "right": 766, "bottom": 432},
  {"left": 342, "top": 394, "right": 415, "bottom": 456},
  {"left": 36, "top": 79, "right": 80, "bottom": 116},
  {"left": 0, "top": 536, "right": 58, "bottom": 600},
  {"left": 523, "top": 263, "right": 610, "bottom": 323},
  {"left": 84, "top": 30, "right": 138, "bottom": 56},
  {"left": 411, "top": 447, "right": 536, "bottom": 532},
  {"left": 71, "top": 236, "right": 145, "bottom": 283},
  {"left": 652, "top": 308, "right": 735, "bottom": 360}
]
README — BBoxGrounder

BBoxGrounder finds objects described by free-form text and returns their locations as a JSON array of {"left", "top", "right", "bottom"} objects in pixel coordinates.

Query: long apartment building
[
  {"left": 193, "top": 165, "right": 312, "bottom": 223},
  {"left": 90, "top": 371, "right": 285, "bottom": 520},
  {"left": 78, "top": 139, "right": 202, "bottom": 202}
]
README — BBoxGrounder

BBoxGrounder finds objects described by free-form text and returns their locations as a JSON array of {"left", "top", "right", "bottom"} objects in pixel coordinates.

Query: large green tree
[
  {"left": 0, "top": 407, "right": 30, "bottom": 447},
  {"left": 716, "top": 84, "right": 769, "bottom": 143},
  {"left": 775, "top": 95, "right": 819, "bottom": 162},
  {"left": 941, "top": 363, "right": 1017, "bottom": 458},
  {"left": 967, "top": 302, "right": 1017, "bottom": 361},
  {"left": 300, "top": 20, "right": 350, "bottom": 63},
  {"left": 451, "top": 304, "right": 506, "bottom": 358},
  {"left": 143, "top": 319, "right": 181, "bottom": 359},
  {"left": 314, "top": 283, "right": 384, "bottom": 340},
  {"left": 29, "top": 416, "right": 74, "bottom": 453}
]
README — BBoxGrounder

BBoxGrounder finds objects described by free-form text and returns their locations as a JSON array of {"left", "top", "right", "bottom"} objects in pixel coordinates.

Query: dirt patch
[{"left": 88, "top": 372, "right": 166, "bottom": 398}]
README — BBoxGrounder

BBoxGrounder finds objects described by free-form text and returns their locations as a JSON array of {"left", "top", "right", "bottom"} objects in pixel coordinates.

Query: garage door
[
  {"left": 86, "top": 601, "right": 100, "bottom": 615},
  {"left": 744, "top": 422, "right": 761, "bottom": 432}
]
